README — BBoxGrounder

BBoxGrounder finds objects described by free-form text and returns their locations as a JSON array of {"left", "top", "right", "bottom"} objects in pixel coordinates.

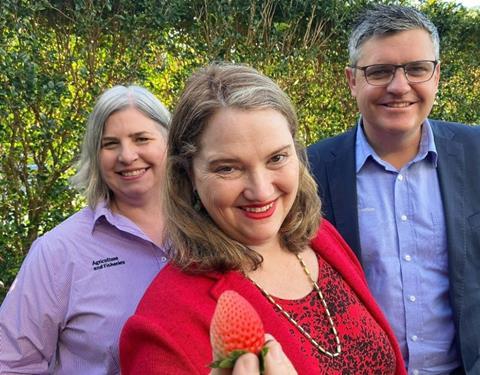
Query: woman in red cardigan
[{"left": 120, "top": 63, "right": 406, "bottom": 375}]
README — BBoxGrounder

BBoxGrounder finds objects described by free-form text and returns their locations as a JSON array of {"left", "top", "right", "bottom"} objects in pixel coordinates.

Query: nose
[
  {"left": 118, "top": 144, "right": 138, "bottom": 164},
  {"left": 386, "top": 67, "right": 411, "bottom": 94},
  {"left": 243, "top": 169, "right": 275, "bottom": 202}
]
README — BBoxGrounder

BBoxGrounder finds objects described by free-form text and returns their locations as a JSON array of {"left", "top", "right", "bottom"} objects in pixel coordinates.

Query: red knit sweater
[{"left": 120, "top": 220, "right": 406, "bottom": 374}]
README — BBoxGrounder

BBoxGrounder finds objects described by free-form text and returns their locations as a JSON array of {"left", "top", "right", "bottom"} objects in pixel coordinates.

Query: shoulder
[
  {"left": 38, "top": 207, "right": 94, "bottom": 243},
  {"left": 122, "top": 266, "right": 217, "bottom": 350},
  {"left": 307, "top": 128, "right": 356, "bottom": 158},
  {"left": 4, "top": 208, "right": 98, "bottom": 303},
  {"left": 311, "top": 219, "right": 348, "bottom": 251},
  {"left": 430, "top": 119, "right": 480, "bottom": 140},
  {"left": 26, "top": 208, "right": 89, "bottom": 251},
  {"left": 134, "top": 265, "right": 218, "bottom": 319},
  {"left": 310, "top": 220, "right": 364, "bottom": 276},
  {"left": 22, "top": 207, "right": 94, "bottom": 265},
  {"left": 430, "top": 120, "right": 480, "bottom": 162},
  {"left": 120, "top": 265, "right": 220, "bottom": 372},
  {"left": 0, "top": 214, "right": 96, "bottom": 348}
]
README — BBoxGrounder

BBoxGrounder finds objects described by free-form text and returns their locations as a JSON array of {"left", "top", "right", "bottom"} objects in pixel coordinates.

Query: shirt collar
[
  {"left": 355, "top": 117, "right": 438, "bottom": 173},
  {"left": 355, "top": 117, "right": 373, "bottom": 173},
  {"left": 90, "top": 201, "right": 111, "bottom": 232},
  {"left": 91, "top": 201, "right": 134, "bottom": 231},
  {"left": 90, "top": 201, "right": 157, "bottom": 245},
  {"left": 415, "top": 119, "right": 438, "bottom": 166}
]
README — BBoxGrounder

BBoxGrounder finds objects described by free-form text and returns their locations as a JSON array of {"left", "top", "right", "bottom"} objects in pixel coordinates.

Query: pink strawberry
[{"left": 209, "top": 290, "right": 267, "bottom": 370}]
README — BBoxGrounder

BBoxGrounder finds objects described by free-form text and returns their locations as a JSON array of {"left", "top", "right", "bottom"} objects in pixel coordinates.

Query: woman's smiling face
[
  {"left": 192, "top": 107, "right": 299, "bottom": 249},
  {"left": 99, "top": 107, "right": 167, "bottom": 206}
]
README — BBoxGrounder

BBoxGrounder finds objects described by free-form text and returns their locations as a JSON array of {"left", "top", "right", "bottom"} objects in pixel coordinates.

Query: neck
[
  {"left": 111, "top": 196, "right": 164, "bottom": 246},
  {"left": 247, "top": 238, "right": 284, "bottom": 261},
  {"left": 246, "top": 245, "right": 317, "bottom": 300},
  {"left": 363, "top": 125, "right": 422, "bottom": 170}
]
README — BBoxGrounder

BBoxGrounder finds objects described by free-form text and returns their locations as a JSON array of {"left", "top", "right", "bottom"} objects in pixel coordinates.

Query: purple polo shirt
[{"left": 0, "top": 203, "right": 167, "bottom": 374}]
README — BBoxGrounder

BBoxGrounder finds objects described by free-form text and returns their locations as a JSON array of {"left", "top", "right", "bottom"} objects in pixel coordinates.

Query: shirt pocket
[{"left": 430, "top": 212, "right": 447, "bottom": 259}]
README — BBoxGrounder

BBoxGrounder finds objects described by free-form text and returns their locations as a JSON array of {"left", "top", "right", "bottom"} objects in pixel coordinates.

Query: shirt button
[
  {"left": 401, "top": 214, "right": 408, "bottom": 221},
  {"left": 413, "top": 370, "right": 419, "bottom": 375},
  {"left": 404, "top": 254, "right": 412, "bottom": 261},
  {"left": 411, "top": 335, "right": 418, "bottom": 342},
  {"left": 161, "top": 256, "right": 167, "bottom": 262},
  {"left": 409, "top": 295, "right": 416, "bottom": 302},
  {"left": 397, "top": 174, "right": 404, "bottom": 181}
]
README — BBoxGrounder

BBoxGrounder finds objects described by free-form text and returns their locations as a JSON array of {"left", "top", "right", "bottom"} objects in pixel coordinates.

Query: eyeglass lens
[{"left": 365, "top": 61, "right": 436, "bottom": 85}]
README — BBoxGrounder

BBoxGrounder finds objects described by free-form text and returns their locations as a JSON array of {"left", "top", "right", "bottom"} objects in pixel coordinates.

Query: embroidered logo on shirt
[
  {"left": 359, "top": 207, "right": 375, "bottom": 212},
  {"left": 92, "top": 256, "right": 125, "bottom": 271}
]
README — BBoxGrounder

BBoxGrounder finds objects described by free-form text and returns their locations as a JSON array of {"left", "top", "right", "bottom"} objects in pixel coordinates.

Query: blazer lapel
[
  {"left": 325, "top": 128, "right": 362, "bottom": 259},
  {"left": 432, "top": 123, "right": 466, "bottom": 326}
]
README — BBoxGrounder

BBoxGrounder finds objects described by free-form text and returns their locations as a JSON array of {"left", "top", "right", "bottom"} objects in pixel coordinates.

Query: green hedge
[{"left": 1, "top": 0, "right": 479, "bottom": 302}]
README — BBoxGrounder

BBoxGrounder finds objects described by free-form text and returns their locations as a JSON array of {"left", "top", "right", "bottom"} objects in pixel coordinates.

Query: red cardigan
[{"left": 120, "top": 220, "right": 406, "bottom": 374}]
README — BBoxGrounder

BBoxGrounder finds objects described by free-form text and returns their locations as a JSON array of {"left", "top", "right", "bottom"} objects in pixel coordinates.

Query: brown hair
[{"left": 164, "top": 62, "right": 321, "bottom": 273}]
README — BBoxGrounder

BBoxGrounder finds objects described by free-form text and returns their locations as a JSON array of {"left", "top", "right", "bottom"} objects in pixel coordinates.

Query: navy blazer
[{"left": 307, "top": 120, "right": 480, "bottom": 374}]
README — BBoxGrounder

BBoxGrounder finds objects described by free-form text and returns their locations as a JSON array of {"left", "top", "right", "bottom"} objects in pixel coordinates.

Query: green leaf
[
  {"left": 209, "top": 347, "right": 269, "bottom": 374},
  {"left": 209, "top": 350, "right": 248, "bottom": 369},
  {"left": 259, "top": 346, "right": 269, "bottom": 374}
]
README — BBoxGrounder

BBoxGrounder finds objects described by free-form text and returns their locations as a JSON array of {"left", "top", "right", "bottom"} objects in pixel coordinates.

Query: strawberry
[{"left": 209, "top": 290, "right": 267, "bottom": 371}]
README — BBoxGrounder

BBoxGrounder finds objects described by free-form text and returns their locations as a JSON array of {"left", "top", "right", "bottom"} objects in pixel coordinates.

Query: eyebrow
[
  {"left": 206, "top": 144, "right": 293, "bottom": 166},
  {"left": 102, "top": 131, "right": 153, "bottom": 140}
]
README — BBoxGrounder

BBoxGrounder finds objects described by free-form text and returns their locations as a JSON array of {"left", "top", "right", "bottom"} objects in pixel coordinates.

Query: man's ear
[{"left": 345, "top": 67, "right": 358, "bottom": 97}]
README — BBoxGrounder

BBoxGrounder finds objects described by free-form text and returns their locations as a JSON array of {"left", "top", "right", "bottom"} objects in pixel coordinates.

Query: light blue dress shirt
[{"left": 356, "top": 120, "right": 460, "bottom": 374}]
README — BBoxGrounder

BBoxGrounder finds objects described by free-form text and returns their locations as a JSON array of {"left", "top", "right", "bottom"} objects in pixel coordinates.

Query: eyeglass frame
[{"left": 349, "top": 60, "right": 440, "bottom": 86}]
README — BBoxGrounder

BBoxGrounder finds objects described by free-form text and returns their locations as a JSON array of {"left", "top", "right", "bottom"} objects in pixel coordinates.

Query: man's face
[{"left": 346, "top": 29, "right": 440, "bottom": 144}]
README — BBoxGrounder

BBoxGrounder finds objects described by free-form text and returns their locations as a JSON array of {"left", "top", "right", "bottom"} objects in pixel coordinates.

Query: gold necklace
[{"left": 247, "top": 253, "right": 342, "bottom": 358}]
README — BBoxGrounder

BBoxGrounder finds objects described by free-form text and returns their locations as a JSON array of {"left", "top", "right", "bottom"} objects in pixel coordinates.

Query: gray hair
[
  {"left": 71, "top": 85, "right": 171, "bottom": 207},
  {"left": 348, "top": 4, "right": 440, "bottom": 65}
]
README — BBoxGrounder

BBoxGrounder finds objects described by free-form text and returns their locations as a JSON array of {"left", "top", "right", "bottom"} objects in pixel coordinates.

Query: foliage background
[{"left": 1, "top": 0, "right": 479, "bottom": 302}]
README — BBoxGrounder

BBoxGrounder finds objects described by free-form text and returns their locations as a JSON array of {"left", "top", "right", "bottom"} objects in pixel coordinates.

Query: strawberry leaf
[
  {"left": 209, "top": 347, "right": 270, "bottom": 374},
  {"left": 259, "top": 346, "right": 269, "bottom": 374},
  {"left": 209, "top": 350, "right": 247, "bottom": 369}
]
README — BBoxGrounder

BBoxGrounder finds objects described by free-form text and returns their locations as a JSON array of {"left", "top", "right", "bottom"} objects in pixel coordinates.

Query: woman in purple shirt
[{"left": 0, "top": 85, "right": 170, "bottom": 374}]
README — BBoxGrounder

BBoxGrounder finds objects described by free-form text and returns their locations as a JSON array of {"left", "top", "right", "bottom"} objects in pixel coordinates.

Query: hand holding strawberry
[{"left": 209, "top": 290, "right": 267, "bottom": 372}]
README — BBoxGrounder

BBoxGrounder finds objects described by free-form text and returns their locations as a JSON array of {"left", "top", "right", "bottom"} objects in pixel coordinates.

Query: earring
[{"left": 193, "top": 190, "right": 202, "bottom": 212}]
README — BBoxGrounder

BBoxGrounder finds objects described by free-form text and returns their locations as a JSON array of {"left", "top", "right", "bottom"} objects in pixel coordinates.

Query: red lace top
[{"left": 274, "top": 255, "right": 396, "bottom": 374}]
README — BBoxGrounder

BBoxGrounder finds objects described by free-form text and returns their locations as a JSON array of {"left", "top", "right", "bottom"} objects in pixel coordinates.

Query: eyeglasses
[{"left": 351, "top": 60, "right": 439, "bottom": 86}]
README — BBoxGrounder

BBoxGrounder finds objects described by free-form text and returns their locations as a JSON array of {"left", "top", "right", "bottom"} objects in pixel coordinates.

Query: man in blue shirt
[{"left": 307, "top": 5, "right": 480, "bottom": 375}]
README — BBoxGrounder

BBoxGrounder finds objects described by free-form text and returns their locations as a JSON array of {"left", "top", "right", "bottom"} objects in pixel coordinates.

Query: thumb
[
  {"left": 263, "top": 334, "right": 297, "bottom": 375},
  {"left": 209, "top": 352, "right": 260, "bottom": 375}
]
